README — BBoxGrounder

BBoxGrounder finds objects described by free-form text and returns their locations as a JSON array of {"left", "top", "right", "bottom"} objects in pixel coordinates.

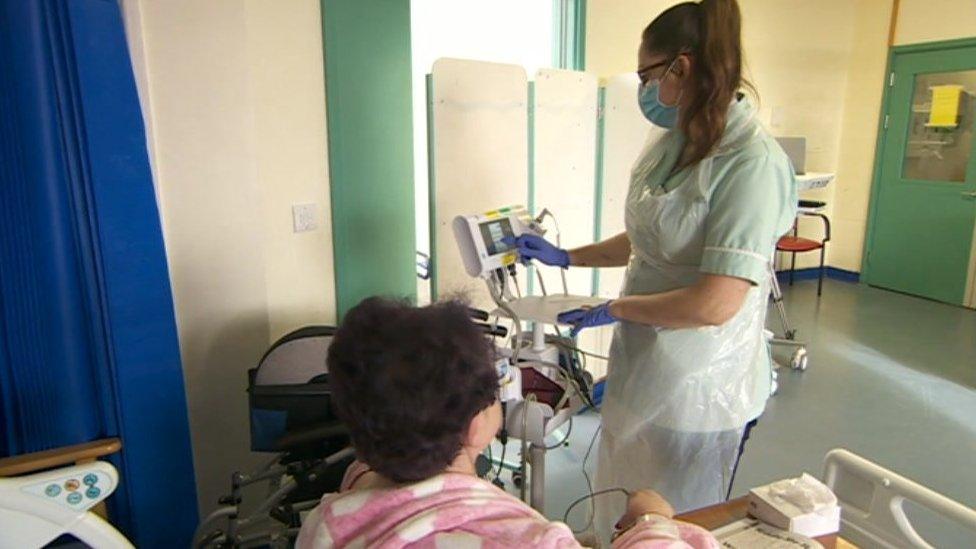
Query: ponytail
[{"left": 642, "top": 0, "right": 754, "bottom": 166}]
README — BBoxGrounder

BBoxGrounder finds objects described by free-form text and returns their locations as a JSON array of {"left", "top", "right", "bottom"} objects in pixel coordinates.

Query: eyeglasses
[
  {"left": 636, "top": 59, "right": 670, "bottom": 87},
  {"left": 637, "top": 56, "right": 684, "bottom": 91}
]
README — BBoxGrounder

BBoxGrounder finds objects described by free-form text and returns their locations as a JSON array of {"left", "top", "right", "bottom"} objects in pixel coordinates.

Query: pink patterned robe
[{"left": 296, "top": 462, "right": 719, "bottom": 548}]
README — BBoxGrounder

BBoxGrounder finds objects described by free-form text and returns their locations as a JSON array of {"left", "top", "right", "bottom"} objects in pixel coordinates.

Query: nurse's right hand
[{"left": 501, "top": 234, "right": 570, "bottom": 268}]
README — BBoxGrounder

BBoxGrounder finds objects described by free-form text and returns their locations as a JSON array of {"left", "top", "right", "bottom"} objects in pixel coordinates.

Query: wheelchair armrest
[{"left": 0, "top": 438, "right": 122, "bottom": 477}]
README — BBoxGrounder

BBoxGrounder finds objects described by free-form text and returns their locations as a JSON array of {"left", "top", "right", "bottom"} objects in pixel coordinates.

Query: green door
[{"left": 866, "top": 43, "right": 976, "bottom": 305}]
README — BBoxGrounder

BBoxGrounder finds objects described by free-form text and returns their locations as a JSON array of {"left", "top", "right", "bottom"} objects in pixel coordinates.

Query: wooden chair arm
[{"left": 0, "top": 438, "right": 122, "bottom": 477}]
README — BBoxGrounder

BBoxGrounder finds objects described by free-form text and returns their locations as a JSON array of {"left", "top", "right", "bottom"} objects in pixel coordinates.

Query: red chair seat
[{"left": 777, "top": 235, "right": 823, "bottom": 253}]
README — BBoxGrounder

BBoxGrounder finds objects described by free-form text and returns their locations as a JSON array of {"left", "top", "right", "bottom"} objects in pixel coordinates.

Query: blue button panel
[
  {"left": 85, "top": 486, "right": 101, "bottom": 499},
  {"left": 66, "top": 492, "right": 83, "bottom": 505},
  {"left": 45, "top": 484, "right": 61, "bottom": 497},
  {"left": 83, "top": 473, "right": 98, "bottom": 486}
]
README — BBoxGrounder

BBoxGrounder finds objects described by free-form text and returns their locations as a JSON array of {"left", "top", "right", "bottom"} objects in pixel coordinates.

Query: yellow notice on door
[{"left": 927, "top": 85, "right": 964, "bottom": 128}]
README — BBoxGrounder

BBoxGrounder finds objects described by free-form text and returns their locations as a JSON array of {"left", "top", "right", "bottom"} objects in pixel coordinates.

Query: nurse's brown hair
[{"left": 641, "top": 0, "right": 755, "bottom": 167}]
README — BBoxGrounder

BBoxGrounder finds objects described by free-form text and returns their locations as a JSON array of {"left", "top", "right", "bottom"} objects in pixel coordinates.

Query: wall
[
  {"left": 895, "top": 0, "right": 976, "bottom": 45},
  {"left": 323, "top": 0, "right": 417, "bottom": 317},
  {"left": 122, "top": 0, "right": 336, "bottom": 514},
  {"left": 827, "top": 0, "right": 894, "bottom": 272}
]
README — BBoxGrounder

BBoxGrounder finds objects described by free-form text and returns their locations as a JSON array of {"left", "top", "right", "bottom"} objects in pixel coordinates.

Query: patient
[{"left": 297, "top": 297, "right": 719, "bottom": 548}]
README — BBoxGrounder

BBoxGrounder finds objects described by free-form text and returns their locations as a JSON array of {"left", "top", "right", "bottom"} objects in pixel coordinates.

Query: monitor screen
[{"left": 478, "top": 218, "right": 515, "bottom": 256}]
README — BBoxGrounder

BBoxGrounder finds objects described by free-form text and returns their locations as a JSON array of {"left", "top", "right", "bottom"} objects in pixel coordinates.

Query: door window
[{"left": 902, "top": 70, "right": 976, "bottom": 183}]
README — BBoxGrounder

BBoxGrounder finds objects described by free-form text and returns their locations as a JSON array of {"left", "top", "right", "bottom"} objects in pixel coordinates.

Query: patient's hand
[{"left": 616, "top": 489, "right": 675, "bottom": 530}]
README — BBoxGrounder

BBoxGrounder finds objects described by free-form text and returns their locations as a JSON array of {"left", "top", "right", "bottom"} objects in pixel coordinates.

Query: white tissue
[
  {"left": 748, "top": 474, "right": 841, "bottom": 537},
  {"left": 767, "top": 473, "right": 837, "bottom": 515}
]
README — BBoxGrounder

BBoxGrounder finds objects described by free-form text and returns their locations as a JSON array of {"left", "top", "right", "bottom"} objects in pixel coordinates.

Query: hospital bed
[
  {"left": 696, "top": 449, "right": 976, "bottom": 548},
  {"left": 823, "top": 449, "right": 976, "bottom": 548},
  {"left": 0, "top": 438, "right": 133, "bottom": 548}
]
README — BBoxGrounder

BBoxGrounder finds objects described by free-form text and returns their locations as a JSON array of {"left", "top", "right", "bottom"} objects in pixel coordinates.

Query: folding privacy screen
[
  {"left": 428, "top": 58, "right": 655, "bottom": 302},
  {"left": 426, "top": 58, "right": 655, "bottom": 366}
]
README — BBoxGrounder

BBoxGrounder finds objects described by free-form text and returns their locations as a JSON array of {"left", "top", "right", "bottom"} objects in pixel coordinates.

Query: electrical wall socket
[{"left": 292, "top": 203, "right": 318, "bottom": 233}]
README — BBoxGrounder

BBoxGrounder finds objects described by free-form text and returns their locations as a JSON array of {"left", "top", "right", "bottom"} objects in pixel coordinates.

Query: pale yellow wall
[
  {"left": 895, "top": 0, "right": 976, "bottom": 45},
  {"left": 123, "top": 0, "right": 336, "bottom": 514},
  {"left": 827, "top": 1, "right": 894, "bottom": 271}
]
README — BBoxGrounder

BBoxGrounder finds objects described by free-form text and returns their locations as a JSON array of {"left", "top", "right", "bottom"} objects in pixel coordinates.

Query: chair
[
  {"left": 777, "top": 205, "right": 831, "bottom": 296},
  {"left": 822, "top": 449, "right": 976, "bottom": 548}
]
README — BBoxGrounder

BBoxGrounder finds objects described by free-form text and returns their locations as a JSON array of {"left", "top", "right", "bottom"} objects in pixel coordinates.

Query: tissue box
[{"left": 747, "top": 477, "right": 841, "bottom": 538}]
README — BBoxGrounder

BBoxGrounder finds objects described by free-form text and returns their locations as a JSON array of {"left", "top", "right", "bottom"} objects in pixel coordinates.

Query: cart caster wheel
[
  {"left": 511, "top": 471, "right": 524, "bottom": 488},
  {"left": 790, "top": 348, "right": 808, "bottom": 371}
]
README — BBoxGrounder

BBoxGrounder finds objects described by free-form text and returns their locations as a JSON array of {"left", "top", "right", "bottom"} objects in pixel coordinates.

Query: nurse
[{"left": 508, "top": 0, "right": 797, "bottom": 536}]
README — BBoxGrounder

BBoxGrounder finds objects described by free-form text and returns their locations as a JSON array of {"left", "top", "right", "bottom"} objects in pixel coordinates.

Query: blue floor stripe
[{"left": 775, "top": 267, "right": 860, "bottom": 284}]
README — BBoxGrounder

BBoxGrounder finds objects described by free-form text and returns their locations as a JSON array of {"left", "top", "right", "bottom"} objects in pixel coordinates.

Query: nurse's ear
[{"left": 671, "top": 54, "right": 692, "bottom": 81}]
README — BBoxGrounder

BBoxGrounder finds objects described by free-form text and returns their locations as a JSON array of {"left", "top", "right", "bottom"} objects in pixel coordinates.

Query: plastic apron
[{"left": 594, "top": 101, "right": 775, "bottom": 540}]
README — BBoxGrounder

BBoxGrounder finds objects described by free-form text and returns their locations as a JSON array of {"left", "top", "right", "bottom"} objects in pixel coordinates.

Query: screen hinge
[{"left": 889, "top": 72, "right": 895, "bottom": 87}]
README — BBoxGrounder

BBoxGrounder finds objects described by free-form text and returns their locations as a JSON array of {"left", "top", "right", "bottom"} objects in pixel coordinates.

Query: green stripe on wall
[
  {"left": 322, "top": 0, "right": 416, "bottom": 318},
  {"left": 574, "top": 0, "right": 587, "bottom": 70},
  {"left": 591, "top": 87, "right": 606, "bottom": 297},
  {"left": 427, "top": 74, "right": 438, "bottom": 300}
]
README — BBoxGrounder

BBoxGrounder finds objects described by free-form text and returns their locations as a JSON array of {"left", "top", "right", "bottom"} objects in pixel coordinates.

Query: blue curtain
[{"left": 0, "top": 0, "right": 197, "bottom": 546}]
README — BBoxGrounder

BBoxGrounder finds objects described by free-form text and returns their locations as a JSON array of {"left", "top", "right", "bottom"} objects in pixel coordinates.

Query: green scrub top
[{"left": 647, "top": 98, "right": 797, "bottom": 285}]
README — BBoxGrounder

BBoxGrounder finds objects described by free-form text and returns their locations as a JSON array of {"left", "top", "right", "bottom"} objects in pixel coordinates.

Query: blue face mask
[{"left": 638, "top": 82, "right": 679, "bottom": 129}]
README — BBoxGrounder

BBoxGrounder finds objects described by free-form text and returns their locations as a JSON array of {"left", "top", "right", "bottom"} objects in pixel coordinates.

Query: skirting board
[{"left": 775, "top": 267, "right": 860, "bottom": 283}]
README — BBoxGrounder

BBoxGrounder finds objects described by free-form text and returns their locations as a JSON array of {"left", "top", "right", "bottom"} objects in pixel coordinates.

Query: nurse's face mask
[{"left": 637, "top": 57, "right": 682, "bottom": 128}]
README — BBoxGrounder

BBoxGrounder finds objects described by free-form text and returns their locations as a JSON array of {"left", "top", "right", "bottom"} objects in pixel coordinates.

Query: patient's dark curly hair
[{"left": 327, "top": 297, "right": 498, "bottom": 483}]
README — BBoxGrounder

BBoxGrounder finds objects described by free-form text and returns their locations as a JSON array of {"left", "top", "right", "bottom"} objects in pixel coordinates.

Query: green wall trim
[
  {"left": 322, "top": 0, "right": 417, "bottom": 318},
  {"left": 552, "top": 0, "right": 563, "bottom": 69},
  {"left": 591, "top": 87, "right": 606, "bottom": 296},
  {"left": 427, "top": 73, "right": 439, "bottom": 300},
  {"left": 575, "top": 0, "right": 587, "bottom": 70},
  {"left": 553, "top": 0, "right": 587, "bottom": 70},
  {"left": 860, "top": 48, "right": 894, "bottom": 279},
  {"left": 891, "top": 36, "right": 976, "bottom": 55}
]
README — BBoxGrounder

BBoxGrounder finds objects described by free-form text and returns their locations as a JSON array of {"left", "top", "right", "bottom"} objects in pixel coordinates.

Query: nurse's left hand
[{"left": 557, "top": 302, "right": 616, "bottom": 337}]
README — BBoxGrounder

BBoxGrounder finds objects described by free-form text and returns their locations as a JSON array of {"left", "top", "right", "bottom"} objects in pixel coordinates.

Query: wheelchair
[{"left": 193, "top": 326, "right": 353, "bottom": 549}]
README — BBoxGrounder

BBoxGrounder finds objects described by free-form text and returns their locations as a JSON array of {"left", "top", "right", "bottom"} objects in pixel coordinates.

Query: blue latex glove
[
  {"left": 557, "top": 302, "right": 617, "bottom": 337},
  {"left": 501, "top": 234, "right": 570, "bottom": 268}
]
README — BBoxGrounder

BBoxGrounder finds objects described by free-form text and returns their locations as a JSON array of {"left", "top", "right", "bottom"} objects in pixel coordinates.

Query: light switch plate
[{"left": 292, "top": 203, "right": 318, "bottom": 233}]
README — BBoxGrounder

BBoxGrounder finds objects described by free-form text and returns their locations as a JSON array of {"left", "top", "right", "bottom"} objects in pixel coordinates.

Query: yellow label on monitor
[
  {"left": 928, "top": 85, "right": 964, "bottom": 128},
  {"left": 502, "top": 252, "right": 516, "bottom": 265}
]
